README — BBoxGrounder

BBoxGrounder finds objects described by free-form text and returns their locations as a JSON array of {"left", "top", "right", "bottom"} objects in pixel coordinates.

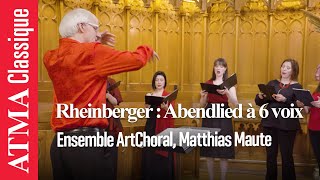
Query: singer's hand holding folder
[
  {"left": 200, "top": 73, "right": 237, "bottom": 94},
  {"left": 258, "top": 84, "right": 276, "bottom": 100},
  {"left": 145, "top": 89, "right": 179, "bottom": 105},
  {"left": 292, "top": 88, "right": 314, "bottom": 107}
]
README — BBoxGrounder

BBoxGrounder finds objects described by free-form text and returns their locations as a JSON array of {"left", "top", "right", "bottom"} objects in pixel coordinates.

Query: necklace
[{"left": 279, "top": 80, "right": 291, "bottom": 89}]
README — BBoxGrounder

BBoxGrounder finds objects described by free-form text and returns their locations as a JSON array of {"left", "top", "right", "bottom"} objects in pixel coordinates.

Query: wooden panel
[
  {"left": 38, "top": 0, "right": 320, "bottom": 103},
  {"left": 38, "top": 0, "right": 59, "bottom": 84},
  {"left": 182, "top": 16, "right": 193, "bottom": 85},
  {"left": 38, "top": 130, "right": 55, "bottom": 180},
  {"left": 206, "top": 10, "right": 236, "bottom": 83},
  {"left": 128, "top": 6, "right": 154, "bottom": 84},
  {"left": 305, "top": 9, "right": 320, "bottom": 89},
  {"left": 38, "top": 1, "right": 319, "bottom": 179},
  {"left": 158, "top": 12, "right": 180, "bottom": 84},
  {"left": 270, "top": 11, "right": 304, "bottom": 81},
  {"left": 238, "top": 12, "right": 269, "bottom": 82}
]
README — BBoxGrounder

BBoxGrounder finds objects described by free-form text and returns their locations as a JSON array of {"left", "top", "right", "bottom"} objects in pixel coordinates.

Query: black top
[
  {"left": 145, "top": 105, "right": 157, "bottom": 136},
  {"left": 255, "top": 80, "right": 303, "bottom": 130}
]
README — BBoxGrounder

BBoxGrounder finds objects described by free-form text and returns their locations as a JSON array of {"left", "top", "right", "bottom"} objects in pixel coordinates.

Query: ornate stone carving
[
  {"left": 169, "top": 0, "right": 182, "bottom": 9},
  {"left": 276, "top": 0, "right": 305, "bottom": 10},
  {"left": 235, "top": 120, "right": 262, "bottom": 133},
  {"left": 152, "top": 0, "right": 175, "bottom": 13},
  {"left": 180, "top": 1, "right": 201, "bottom": 15},
  {"left": 234, "top": 0, "right": 250, "bottom": 12},
  {"left": 39, "top": 0, "right": 58, "bottom": 21},
  {"left": 127, "top": 0, "right": 145, "bottom": 10},
  {"left": 307, "top": 0, "right": 320, "bottom": 8},
  {"left": 210, "top": 0, "right": 235, "bottom": 13},
  {"left": 242, "top": 0, "right": 268, "bottom": 11},
  {"left": 63, "top": 0, "right": 94, "bottom": 9},
  {"left": 191, "top": 0, "right": 215, "bottom": 12},
  {"left": 98, "top": 0, "right": 125, "bottom": 11}
]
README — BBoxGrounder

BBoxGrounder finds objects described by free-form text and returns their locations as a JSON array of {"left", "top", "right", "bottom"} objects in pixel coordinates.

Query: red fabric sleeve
[{"left": 93, "top": 44, "right": 154, "bottom": 78}]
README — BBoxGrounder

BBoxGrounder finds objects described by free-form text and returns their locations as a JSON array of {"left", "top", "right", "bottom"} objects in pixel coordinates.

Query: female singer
[
  {"left": 298, "top": 64, "right": 320, "bottom": 177},
  {"left": 200, "top": 58, "right": 238, "bottom": 180},
  {"left": 142, "top": 71, "right": 175, "bottom": 180},
  {"left": 255, "top": 59, "right": 302, "bottom": 180}
]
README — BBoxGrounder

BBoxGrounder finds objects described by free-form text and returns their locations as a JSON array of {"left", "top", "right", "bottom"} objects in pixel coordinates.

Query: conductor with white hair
[{"left": 44, "top": 8, "right": 159, "bottom": 180}]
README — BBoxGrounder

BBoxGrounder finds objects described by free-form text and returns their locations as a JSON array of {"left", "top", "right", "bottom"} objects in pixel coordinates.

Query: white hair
[{"left": 59, "top": 8, "right": 98, "bottom": 38}]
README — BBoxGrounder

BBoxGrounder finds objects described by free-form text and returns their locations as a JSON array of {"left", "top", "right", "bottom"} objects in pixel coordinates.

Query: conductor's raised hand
[
  {"left": 97, "top": 31, "right": 116, "bottom": 47},
  {"left": 152, "top": 51, "right": 160, "bottom": 61}
]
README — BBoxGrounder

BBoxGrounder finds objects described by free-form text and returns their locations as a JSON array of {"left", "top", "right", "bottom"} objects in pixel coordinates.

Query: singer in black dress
[{"left": 255, "top": 59, "right": 302, "bottom": 180}]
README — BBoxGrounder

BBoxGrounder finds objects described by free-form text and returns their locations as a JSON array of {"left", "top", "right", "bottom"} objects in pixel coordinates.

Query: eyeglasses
[{"left": 86, "top": 22, "right": 99, "bottom": 31}]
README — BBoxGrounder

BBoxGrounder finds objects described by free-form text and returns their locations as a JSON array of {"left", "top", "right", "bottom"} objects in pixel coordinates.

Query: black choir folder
[
  {"left": 156, "top": 127, "right": 221, "bottom": 153},
  {"left": 107, "top": 81, "right": 121, "bottom": 92},
  {"left": 293, "top": 88, "right": 314, "bottom": 107},
  {"left": 200, "top": 73, "right": 237, "bottom": 94},
  {"left": 258, "top": 84, "right": 276, "bottom": 100},
  {"left": 145, "top": 89, "right": 178, "bottom": 106}
]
